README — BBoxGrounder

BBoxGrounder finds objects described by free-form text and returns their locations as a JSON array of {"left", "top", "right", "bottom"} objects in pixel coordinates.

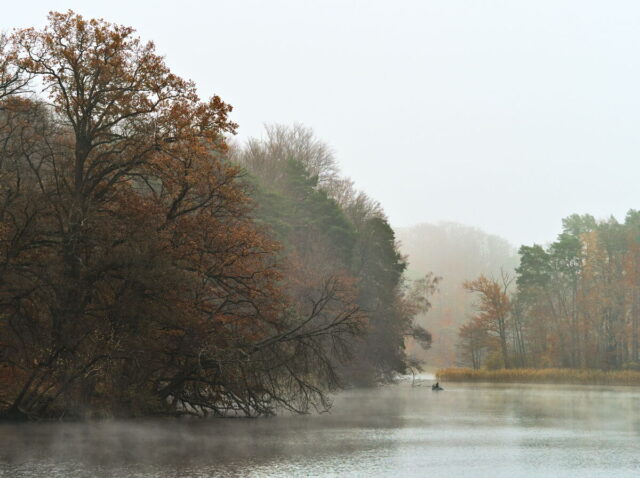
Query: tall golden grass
[{"left": 436, "top": 368, "right": 640, "bottom": 386}]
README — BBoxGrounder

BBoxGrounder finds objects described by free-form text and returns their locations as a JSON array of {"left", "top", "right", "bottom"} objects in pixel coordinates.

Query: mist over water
[{"left": 3, "top": 381, "right": 640, "bottom": 477}]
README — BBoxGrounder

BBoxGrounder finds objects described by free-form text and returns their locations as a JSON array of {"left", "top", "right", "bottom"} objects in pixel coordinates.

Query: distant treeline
[
  {"left": 397, "top": 223, "right": 518, "bottom": 366},
  {"left": 0, "top": 12, "right": 433, "bottom": 420},
  {"left": 459, "top": 213, "right": 640, "bottom": 371}
]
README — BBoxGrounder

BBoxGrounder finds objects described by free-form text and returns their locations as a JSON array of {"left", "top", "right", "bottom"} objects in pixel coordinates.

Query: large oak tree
[{"left": 0, "top": 11, "right": 362, "bottom": 419}]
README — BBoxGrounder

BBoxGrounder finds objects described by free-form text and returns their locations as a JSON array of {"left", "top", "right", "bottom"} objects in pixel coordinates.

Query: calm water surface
[{"left": 2, "top": 379, "right": 640, "bottom": 477}]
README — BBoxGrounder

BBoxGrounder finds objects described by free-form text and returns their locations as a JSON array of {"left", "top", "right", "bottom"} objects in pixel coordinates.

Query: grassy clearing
[{"left": 436, "top": 368, "right": 640, "bottom": 386}]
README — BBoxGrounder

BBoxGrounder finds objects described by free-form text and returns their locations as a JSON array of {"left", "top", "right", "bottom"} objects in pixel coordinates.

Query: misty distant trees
[
  {"left": 397, "top": 223, "right": 518, "bottom": 367},
  {"left": 237, "top": 124, "right": 436, "bottom": 385},
  {"left": 0, "top": 12, "right": 434, "bottom": 420},
  {"left": 459, "top": 212, "right": 640, "bottom": 371}
]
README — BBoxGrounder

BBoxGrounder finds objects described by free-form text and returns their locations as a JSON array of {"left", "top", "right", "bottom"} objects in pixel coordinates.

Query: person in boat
[{"left": 432, "top": 382, "right": 444, "bottom": 391}]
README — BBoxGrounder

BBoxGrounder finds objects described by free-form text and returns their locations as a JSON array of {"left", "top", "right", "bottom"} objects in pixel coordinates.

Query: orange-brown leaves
[
  {"left": 11, "top": 10, "right": 236, "bottom": 202},
  {"left": 464, "top": 273, "right": 512, "bottom": 367},
  {"left": 0, "top": 11, "right": 368, "bottom": 419},
  {"left": 463, "top": 275, "right": 511, "bottom": 332}
]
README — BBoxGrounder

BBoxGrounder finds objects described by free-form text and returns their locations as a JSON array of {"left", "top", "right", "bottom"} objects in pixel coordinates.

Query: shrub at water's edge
[{"left": 436, "top": 368, "right": 640, "bottom": 386}]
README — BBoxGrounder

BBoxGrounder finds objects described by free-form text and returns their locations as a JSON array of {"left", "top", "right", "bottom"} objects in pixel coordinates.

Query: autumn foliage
[
  {"left": 458, "top": 213, "right": 640, "bottom": 373},
  {"left": 0, "top": 11, "right": 373, "bottom": 419},
  {"left": 0, "top": 12, "right": 432, "bottom": 420}
]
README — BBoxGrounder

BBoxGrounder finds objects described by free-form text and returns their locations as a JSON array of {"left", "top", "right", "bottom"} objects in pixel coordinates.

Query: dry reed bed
[{"left": 436, "top": 368, "right": 640, "bottom": 386}]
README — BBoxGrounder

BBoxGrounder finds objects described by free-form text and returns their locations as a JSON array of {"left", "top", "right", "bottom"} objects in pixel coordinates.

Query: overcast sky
[{"left": 6, "top": 1, "right": 640, "bottom": 246}]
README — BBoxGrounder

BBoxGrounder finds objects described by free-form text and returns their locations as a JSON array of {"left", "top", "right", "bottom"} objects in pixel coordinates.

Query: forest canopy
[{"left": 0, "top": 12, "right": 434, "bottom": 420}]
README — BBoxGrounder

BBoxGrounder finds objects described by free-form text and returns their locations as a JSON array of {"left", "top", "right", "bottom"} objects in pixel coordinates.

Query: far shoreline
[{"left": 436, "top": 368, "right": 640, "bottom": 386}]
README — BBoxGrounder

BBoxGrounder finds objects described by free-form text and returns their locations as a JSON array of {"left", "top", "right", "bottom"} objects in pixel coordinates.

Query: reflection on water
[{"left": 2, "top": 382, "right": 640, "bottom": 477}]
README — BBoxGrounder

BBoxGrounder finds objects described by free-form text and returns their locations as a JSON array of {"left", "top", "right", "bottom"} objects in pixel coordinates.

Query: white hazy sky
[{"left": 5, "top": 1, "right": 640, "bottom": 246}]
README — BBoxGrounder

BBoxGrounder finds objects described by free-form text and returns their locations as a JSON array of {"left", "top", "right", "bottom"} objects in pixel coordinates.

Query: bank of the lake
[{"left": 437, "top": 367, "right": 640, "bottom": 386}]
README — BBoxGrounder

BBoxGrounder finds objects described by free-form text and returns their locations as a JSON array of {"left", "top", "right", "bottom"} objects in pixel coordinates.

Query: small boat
[{"left": 432, "top": 382, "right": 444, "bottom": 391}]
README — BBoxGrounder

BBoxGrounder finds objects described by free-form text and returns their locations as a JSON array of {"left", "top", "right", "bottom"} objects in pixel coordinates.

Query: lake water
[{"left": 2, "top": 377, "right": 640, "bottom": 477}]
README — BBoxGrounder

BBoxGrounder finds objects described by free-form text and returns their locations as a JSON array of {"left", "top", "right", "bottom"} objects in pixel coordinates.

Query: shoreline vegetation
[
  {"left": 436, "top": 368, "right": 640, "bottom": 386},
  {"left": 0, "top": 11, "right": 436, "bottom": 420},
  {"left": 458, "top": 213, "right": 640, "bottom": 375}
]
